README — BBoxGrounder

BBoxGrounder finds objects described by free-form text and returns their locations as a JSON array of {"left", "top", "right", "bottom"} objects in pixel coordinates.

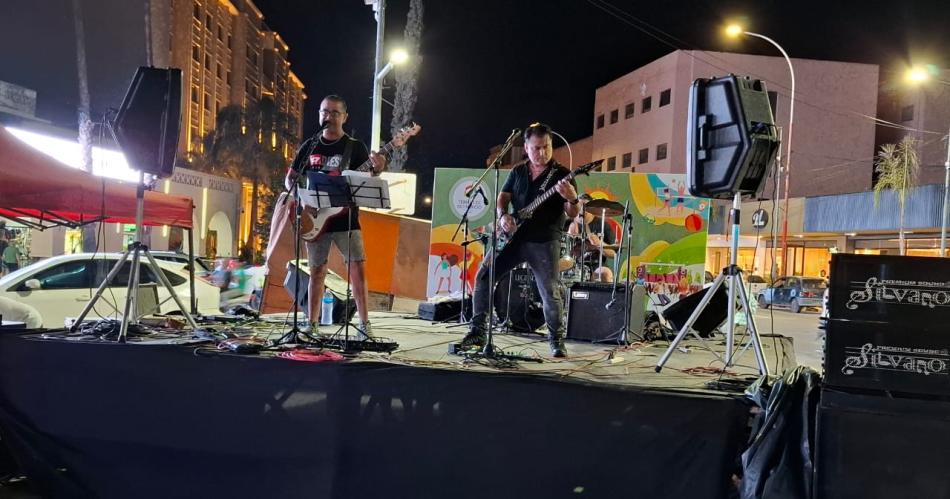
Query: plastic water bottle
[{"left": 320, "top": 290, "right": 334, "bottom": 326}]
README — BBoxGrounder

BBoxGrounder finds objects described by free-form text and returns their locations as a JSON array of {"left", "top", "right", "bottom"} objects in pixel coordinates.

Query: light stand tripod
[
  {"left": 655, "top": 192, "right": 768, "bottom": 375},
  {"left": 70, "top": 171, "right": 203, "bottom": 341}
]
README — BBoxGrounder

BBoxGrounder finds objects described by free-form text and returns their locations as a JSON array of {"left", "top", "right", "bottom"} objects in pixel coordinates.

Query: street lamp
[
  {"left": 726, "top": 24, "right": 796, "bottom": 275},
  {"left": 906, "top": 66, "right": 950, "bottom": 257},
  {"left": 371, "top": 48, "right": 410, "bottom": 152}
]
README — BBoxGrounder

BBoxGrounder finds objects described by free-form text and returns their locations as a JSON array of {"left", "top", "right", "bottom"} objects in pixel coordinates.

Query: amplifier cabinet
[
  {"left": 566, "top": 283, "right": 645, "bottom": 343},
  {"left": 829, "top": 253, "right": 950, "bottom": 328},
  {"left": 815, "top": 388, "right": 950, "bottom": 499},
  {"left": 824, "top": 319, "right": 950, "bottom": 397}
]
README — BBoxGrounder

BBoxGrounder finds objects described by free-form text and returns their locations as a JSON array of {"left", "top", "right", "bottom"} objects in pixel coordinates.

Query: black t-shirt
[
  {"left": 290, "top": 134, "right": 371, "bottom": 232},
  {"left": 501, "top": 160, "right": 576, "bottom": 242}
]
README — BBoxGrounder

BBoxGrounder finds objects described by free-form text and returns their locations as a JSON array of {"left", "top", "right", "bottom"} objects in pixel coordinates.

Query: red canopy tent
[{"left": 0, "top": 126, "right": 193, "bottom": 229}]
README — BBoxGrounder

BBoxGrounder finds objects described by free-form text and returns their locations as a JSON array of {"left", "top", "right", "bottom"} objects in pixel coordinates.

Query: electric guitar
[
  {"left": 299, "top": 123, "right": 421, "bottom": 241},
  {"left": 493, "top": 159, "right": 603, "bottom": 253}
]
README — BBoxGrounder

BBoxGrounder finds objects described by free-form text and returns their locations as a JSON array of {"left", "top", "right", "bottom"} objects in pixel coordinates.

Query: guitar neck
[{"left": 355, "top": 140, "right": 397, "bottom": 172}]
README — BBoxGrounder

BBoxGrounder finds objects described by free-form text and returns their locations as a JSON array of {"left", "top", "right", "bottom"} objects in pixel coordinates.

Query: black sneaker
[
  {"left": 549, "top": 336, "right": 567, "bottom": 358},
  {"left": 460, "top": 329, "right": 487, "bottom": 349}
]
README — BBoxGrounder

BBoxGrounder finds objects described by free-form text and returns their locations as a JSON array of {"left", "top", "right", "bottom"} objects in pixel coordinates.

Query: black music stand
[{"left": 300, "top": 172, "right": 395, "bottom": 353}]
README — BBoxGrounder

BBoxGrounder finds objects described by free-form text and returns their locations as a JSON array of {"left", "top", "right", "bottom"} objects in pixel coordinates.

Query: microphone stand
[
  {"left": 447, "top": 186, "right": 486, "bottom": 325},
  {"left": 606, "top": 201, "right": 635, "bottom": 344},
  {"left": 274, "top": 126, "right": 326, "bottom": 346},
  {"left": 453, "top": 129, "right": 540, "bottom": 363}
]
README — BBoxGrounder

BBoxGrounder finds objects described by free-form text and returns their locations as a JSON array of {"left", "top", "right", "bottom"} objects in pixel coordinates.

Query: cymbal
[{"left": 584, "top": 199, "right": 624, "bottom": 217}]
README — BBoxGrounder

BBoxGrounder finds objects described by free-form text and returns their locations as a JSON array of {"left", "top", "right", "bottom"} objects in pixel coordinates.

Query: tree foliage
[{"left": 873, "top": 136, "right": 920, "bottom": 255}]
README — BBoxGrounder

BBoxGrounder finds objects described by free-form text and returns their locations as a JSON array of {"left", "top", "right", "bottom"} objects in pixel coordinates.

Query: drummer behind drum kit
[{"left": 490, "top": 198, "right": 642, "bottom": 341}]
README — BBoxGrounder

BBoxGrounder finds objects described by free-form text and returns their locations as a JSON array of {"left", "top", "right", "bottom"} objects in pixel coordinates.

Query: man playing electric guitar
[
  {"left": 284, "top": 94, "right": 386, "bottom": 338},
  {"left": 462, "top": 123, "right": 580, "bottom": 357}
]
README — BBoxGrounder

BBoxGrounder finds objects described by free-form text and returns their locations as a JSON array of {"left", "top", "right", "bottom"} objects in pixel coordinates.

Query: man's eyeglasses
[{"left": 319, "top": 109, "right": 344, "bottom": 117}]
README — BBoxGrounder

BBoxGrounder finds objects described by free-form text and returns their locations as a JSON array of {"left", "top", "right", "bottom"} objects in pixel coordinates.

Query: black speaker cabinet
[
  {"left": 283, "top": 263, "right": 356, "bottom": 324},
  {"left": 114, "top": 67, "right": 182, "bottom": 178},
  {"left": 566, "top": 283, "right": 646, "bottom": 343},
  {"left": 816, "top": 388, "right": 950, "bottom": 499},
  {"left": 686, "top": 75, "right": 779, "bottom": 199},
  {"left": 418, "top": 298, "right": 471, "bottom": 321},
  {"left": 660, "top": 285, "right": 729, "bottom": 338},
  {"left": 828, "top": 253, "right": 950, "bottom": 328}
]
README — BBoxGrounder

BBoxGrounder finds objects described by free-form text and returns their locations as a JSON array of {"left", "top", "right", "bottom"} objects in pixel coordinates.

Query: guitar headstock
[
  {"left": 391, "top": 122, "right": 422, "bottom": 148},
  {"left": 574, "top": 159, "right": 604, "bottom": 176}
]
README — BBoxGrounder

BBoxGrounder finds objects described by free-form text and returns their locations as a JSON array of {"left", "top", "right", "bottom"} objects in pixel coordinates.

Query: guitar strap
[
  {"left": 341, "top": 137, "right": 355, "bottom": 171},
  {"left": 537, "top": 164, "right": 557, "bottom": 194}
]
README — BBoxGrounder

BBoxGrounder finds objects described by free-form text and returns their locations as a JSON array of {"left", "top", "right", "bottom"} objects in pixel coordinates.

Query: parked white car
[{"left": 0, "top": 253, "right": 221, "bottom": 328}]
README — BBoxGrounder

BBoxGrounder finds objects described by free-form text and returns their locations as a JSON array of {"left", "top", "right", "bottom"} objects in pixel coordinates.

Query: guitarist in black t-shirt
[
  {"left": 462, "top": 123, "right": 580, "bottom": 357},
  {"left": 284, "top": 95, "right": 386, "bottom": 338}
]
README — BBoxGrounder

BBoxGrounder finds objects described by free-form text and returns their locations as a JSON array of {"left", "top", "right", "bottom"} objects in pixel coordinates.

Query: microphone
[{"left": 505, "top": 128, "right": 521, "bottom": 143}]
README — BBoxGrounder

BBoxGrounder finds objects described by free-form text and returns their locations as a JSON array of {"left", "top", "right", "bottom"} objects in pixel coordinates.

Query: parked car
[
  {"left": 756, "top": 276, "right": 827, "bottom": 313},
  {"left": 150, "top": 251, "right": 212, "bottom": 275},
  {"left": 0, "top": 253, "right": 221, "bottom": 328},
  {"left": 746, "top": 274, "right": 769, "bottom": 297}
]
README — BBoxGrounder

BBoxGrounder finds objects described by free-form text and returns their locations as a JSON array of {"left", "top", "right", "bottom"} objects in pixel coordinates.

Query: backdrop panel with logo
[{"left": 427, "top": 168, "right": 710, "bottom": 311}]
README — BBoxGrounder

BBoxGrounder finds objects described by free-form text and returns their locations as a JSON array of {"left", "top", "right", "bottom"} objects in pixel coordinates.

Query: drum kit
[{"left": 491, "top": 198, "right": 626, "bottom": 335}]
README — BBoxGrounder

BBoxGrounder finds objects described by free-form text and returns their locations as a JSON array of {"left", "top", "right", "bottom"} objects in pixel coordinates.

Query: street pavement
[{"left": 751, "top": 306, "right": 824, "bottom": 371}]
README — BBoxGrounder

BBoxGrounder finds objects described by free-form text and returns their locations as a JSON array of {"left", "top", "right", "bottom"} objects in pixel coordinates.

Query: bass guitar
[
  {"left": 493, "top": 159, "right": 602, "bottom": 253},
  {"left": 299, "top": 123, "right": 421, "bottom": 241}
]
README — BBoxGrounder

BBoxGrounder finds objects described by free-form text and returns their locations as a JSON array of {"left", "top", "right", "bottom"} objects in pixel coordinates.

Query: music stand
[{"left": 300, "top": 172, "right": 391, "bottom": 350}]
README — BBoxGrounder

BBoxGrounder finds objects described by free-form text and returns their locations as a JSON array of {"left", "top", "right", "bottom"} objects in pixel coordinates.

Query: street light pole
[
  {"left": 741, "top": 30, "right": 796, "bottom": 275},
  {"left": 370, "top": 0, "right": 387, "bottom": 152},
  {"left": 941, "top": 124, "right": 950, "bottom": 256}
]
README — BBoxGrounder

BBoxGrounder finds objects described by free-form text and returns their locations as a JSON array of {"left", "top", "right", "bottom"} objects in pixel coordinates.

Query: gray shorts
[{"left": 306, "top": 230, "right": 366, "bottom": 266}]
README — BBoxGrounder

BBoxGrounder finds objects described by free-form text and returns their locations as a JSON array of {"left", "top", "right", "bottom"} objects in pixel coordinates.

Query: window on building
[
  {"left": 622, "top": 152, "right": 632, "bottom": 169},
  {"left": 217, "top": 25, "right": 223, "bottom": 41},
  {"left": 192, "top": 45, "right": 199, "bottom": 61},
  {"left": 901, "top": 104, "right": 915, "bottom": 122},
  {"left": 641, "top": 96, "right": 652, "bottom": 113},
  {"left": 226, "top": 71, "right": 232, "bottom": 85},
  {"left": 193, "top": 4, "right": 200, "bottom": 19},
  {"left": 204, "top": 93, "right": 211, "bottom": 110},
  {"left": 767, "top": 91, "right": 778, "bottom": 118},
  {"left": 227, "top": 35, "right": 232, "bottom": 49},
  {"left": 638, "top": 148, "right": 649, "bottom": 164},
  {"left": 205, "top": 14, "right": 212, "bottom": 29},
  {"left": 609, "top": 109, "right": 619, "bottom": 124},
  {"left": 215, "top": 101, "right": 220, "bottom": 116},
  {"left": 204, "top": 55, "right": 211, "bottom": 70},
  {"left": 625, "top": 102, "right": 635, "bottom": 119},
  {"left": 191, "top": 87, "right": 199, "bottom": 103},
  {"left": 656, "top": 143, "right": 668, "bottom": 160},
  {"left": 216, "top": 63, "right": 223, "bottom": 79},
  {"left": 659, "top": 89, "right": 671, "bottom": 107},
  {"left": 596, "top": 114, "right": 605, "bottom": 129},
  {"left": 607, "top": 156, "right": 617, "bottom": 171}
]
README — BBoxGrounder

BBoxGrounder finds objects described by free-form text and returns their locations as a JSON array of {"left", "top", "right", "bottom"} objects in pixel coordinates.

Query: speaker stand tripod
[
  {"left": 655, "top": 192, "right": 768, "bottom": 375},
  {"left": 70, "top": 172, "right": 204, "bottom": 341}
]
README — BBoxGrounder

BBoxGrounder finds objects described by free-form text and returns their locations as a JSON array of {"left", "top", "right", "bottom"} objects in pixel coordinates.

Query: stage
[{"left": 0, "top": 312, "right": 795, "bottom": 499}]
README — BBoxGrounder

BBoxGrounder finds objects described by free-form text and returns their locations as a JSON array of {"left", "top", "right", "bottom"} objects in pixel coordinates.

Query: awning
[{"left": 0, "top": 126, "right": 193, "bottom": 229}]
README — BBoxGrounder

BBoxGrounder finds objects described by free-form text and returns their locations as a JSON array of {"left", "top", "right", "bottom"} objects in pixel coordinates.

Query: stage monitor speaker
[
  {"left": 660, "top": 285, "right": 728, "bottom": 338},
  {"left": 113, "top": 67, "right": 182, "bottom": 178},
  {"left": 686, "top": 75, "right": 780, "bottom": 199},
  {"left": 566, "top": 283, "right": 646, "bottom": 343},
  {"left": 283, "top": 263, "right": 356, "bottom": 324}
]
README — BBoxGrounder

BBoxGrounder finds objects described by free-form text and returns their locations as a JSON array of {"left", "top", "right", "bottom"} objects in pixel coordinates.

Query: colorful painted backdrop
[{"left": 427, "top": 168, "right": 710, "bottom": 311}]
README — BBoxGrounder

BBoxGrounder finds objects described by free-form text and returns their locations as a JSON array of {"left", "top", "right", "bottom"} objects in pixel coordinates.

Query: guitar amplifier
[
  {"left": 824, "top": 319, "right": 950, "bottom": 397},
  {"left": 566, "top": 283, "right": 646, "bottom": 343},
  {"left": 829, "top": 253, "right": 950, "bottom": 328}
]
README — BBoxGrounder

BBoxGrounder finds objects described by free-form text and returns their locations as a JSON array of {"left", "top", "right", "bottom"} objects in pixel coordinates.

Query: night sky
[
  {"left": 1, "top": 0, "right": 948, "bottom": 218},
  {"left": 255, "top": 0, "right": 949, "bottom": 217}
]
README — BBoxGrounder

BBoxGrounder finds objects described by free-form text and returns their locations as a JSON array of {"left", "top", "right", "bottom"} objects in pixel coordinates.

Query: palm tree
[
  {"left": 191, "top": 98, "right": 298, "bottom": 261},
  {"left": 71, "top": 0, "right": 100, "bottom": 252},
  {"left": 873, "top": 136, "right": 920, "bottom": 255}
]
